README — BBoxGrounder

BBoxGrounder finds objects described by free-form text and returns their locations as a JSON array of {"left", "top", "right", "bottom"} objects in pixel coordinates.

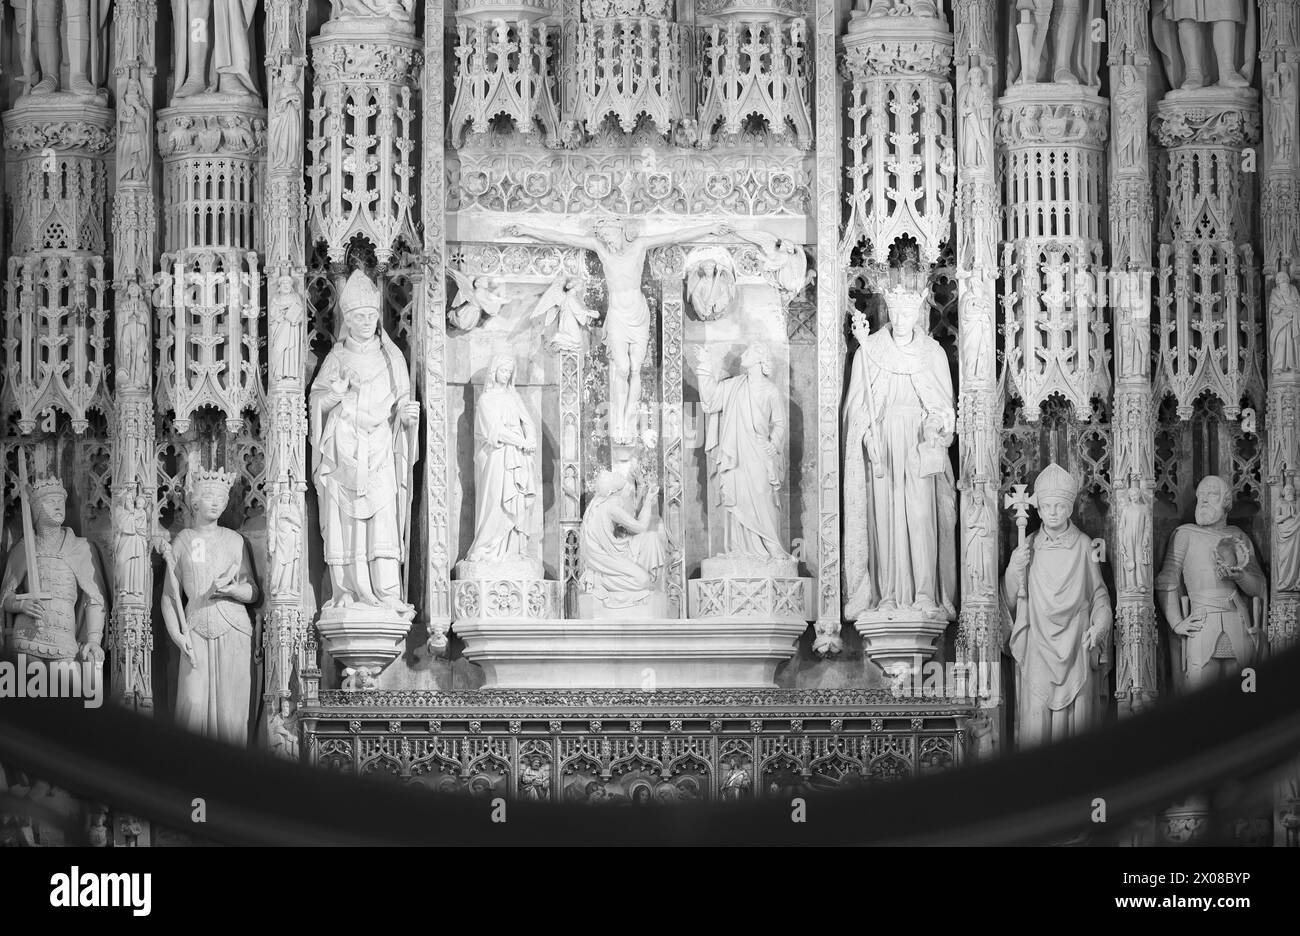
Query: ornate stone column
[
  {"left": 105, "top": 1, "right": 157, "bottom": 717},
  {"left": 1107, "top": 0, "right": 1157, "bottom": 721},
  {"left": 422, "top": 0, "right": 455, "bottom": 655},
  {"left": 1259, "top": 0, "right": 1300, "bottom": 847},
  {"left": 953, "top": 0, "right": 1000, "bottom": 737},
  {"left": 262, "top": 0, "right": 311, "bottom": 754},
  {"left": 1150, "top": 0, "right": 1265, "bottom": 846},
  {"left": 811, "top": 0, "right": 842, "bottom": 656}
]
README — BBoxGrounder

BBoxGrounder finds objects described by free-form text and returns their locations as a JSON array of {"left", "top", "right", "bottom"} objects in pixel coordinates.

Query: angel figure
[
  {"left": 735, "top": 230, "right": 811, "bottom": 300},
  {"left": 530, "top": 276, "right": 598, "bottom": 352},
  {"left": 686, "top": 249, "right": 737, "bottom": 320},
  {"left": 448, "top": 271, "right": 508, "bottom": 331}
]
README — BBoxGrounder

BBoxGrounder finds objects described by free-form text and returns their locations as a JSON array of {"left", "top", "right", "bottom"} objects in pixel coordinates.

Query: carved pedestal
[
  {"left": 855, "top": 611, "right": 948, "bottom": 680},
  {"left": 687, "top": 556, "right": 814, "bottom": 623},
  {"left": 453, "top": 558, "right": 563, "bottom": 620},
  {"left": 315, "top": 607, "right": 412, "bottom": 686}
]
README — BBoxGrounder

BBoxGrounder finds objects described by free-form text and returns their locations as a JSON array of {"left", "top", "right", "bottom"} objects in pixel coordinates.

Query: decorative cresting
[
  {"left": 1, "top": 93, "right": 114, "bottom": 435},
  {"left": 695, "top": 0, "right": 813, "bottom": 149},
  {"left": 1152, "top": 96, "right": 1264, "bottom": 419},
  {"left": 153, "top": 249, "right": 264, "bottom": 434},
  {"left": 995, "top": 85, "right": 1111, "bottom": 420},
  {"left": 572, "top": 0, "right": 688, "bottom": 139},
  {"left": 842, "top": 0, "right": 954, "bottom": 264},
  {"left": 450, "top": 0, "right": 561, "bottom": 147},
  {"left": 308, "top": 4, "right": 422, "bottom": 267}
]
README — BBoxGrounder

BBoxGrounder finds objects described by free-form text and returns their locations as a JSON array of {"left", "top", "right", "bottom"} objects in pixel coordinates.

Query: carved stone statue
[
  {"left": 843, "top": 285, "right": 958, "bottom": 621},
  {"left": 962, "top": 480, "right": 997, "bottom": 598},
  {"left": 1269, "top": 268, "right": 1299, "bottom": 374},
  {"left": 330, "top": 0, "right": 413, "bottom": 24},
  {"left": 117, "top": 80, "right": 150, "bottom": 181},
  {"left": 111, "top": 487, "right": 150, "bottom": 599},
  {"left": 519, "top": 756, "right": 550, "bottom": 801},
  {"left": 529, "top": 277, "right": 597, "bottom": 352},
  {"left": 1274, "top": 481, "right": 1300, "bottom": 592},
  {"left": 449, "top": 271, "right": 508, "bottom": 332},
  {"left": 1115, "top": 65, "right": 1147, "bottom": 168},
  {"left": 268, "top": 63, "right": 303, "bottom": 166},
  {"left": 579, "top": 469, "right": 664, "bottom": 610},
  {"left": 1001, "top": 463, "right": 1112, "bottom": 748},
  {"left": 859, "top": 0, "right": 940, "bottom": 17},
  {"left": 464, "top": 354, "right": 538, "bottom": 564},
  {"left": 171, "top": 0, "right": 260, "bottom": 100},
  {"left": 958, "top": 65, "right": 993, "bottom": 170},
  {"left": 0, "top": 476, "right": 107, "bottom": 663},
  {"left": 721, "top": 757, "right": 751, "bottom": 799},
  {"left": 1156, "top": 475, "right": 1267, "bottom": 693},
  {"left": 157, "top": 467, "right": 259, "bottom": 745},
  {"left": 506, "top": 218, "right": 731, "bottom": 443},
  {"left": 692, "top": 344, "right": 788, "bottom": 561},
  {"left": 267, "top": 486, "right": 302, "bottom": 594},
  {"left": 269, "top": 272, "right": 305, "bottom": 381},
  {"left": 10, "top": 0, "right": 112, "bottom": 97},
  {"left": 1268, "top": 63, "right": 1297, "bottom": 163},
  {"left": 1010, "top": 0, "right": 1103, "bottom": 86},
  {"left": 118, "top": 277, "right": 151, "bottom": 387},
  {"left": 1116, "top": 475, "right": 1153, "bottom": 594},
  {"left": 1152, "top": 0, "right": 1254, "bottom": 92},
  {"left": 309, "top": 270, "right": 419, "bottom": 617}
]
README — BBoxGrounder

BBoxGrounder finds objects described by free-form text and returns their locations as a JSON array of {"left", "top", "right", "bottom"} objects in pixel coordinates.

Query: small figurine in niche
[{"left": 464, "top": 354, "right": 538, "bottom": 564}]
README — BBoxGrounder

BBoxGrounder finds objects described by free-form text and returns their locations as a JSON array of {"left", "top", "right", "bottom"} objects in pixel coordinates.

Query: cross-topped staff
[{"left": 1004, "top": 483, "right": 1033, "bottom": 600}]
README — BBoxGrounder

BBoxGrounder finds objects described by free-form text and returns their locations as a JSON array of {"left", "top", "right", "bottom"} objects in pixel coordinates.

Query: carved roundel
[
  {"left": 523, "top": 171, "right": 552, "bottom": 199},
  {"left": 705, "top": 172, "right": 734, "bottom": 200}
]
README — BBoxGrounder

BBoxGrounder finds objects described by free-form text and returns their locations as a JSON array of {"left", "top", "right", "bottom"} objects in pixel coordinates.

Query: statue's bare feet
[{"left": 1217, "top": 72, "right": 1249, "bottom": 90}]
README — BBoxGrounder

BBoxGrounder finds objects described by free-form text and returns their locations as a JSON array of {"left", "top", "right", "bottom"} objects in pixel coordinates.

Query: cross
[
  {"left": 1004, "top": 483, "right": 1034, "bottom": 600},
  {"left": 1004, "top": 483, "right": 1033, "bottom": 548}
]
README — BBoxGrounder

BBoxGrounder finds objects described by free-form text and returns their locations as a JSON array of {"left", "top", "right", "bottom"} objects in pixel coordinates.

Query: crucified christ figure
[{"left": 505, "top": 218, "right": 732, "bottom": 442}]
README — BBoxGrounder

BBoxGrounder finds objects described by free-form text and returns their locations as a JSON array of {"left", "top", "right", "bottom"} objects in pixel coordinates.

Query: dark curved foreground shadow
[{"left": 2, "top": 648, "right": 1298, "bottom": 846}]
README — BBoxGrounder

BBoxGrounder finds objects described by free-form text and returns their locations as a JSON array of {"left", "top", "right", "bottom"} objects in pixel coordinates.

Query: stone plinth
[
  {"left": 453, "top": 559, "right": 563, "bottom": 620},
  {"left": 688, "top": 556, "right": 813, "bottom": 621},
  {"left": 315, "top": 606, "right": 411, "bottom": 683},
  {"left": 854, "top": 609, "right": 949, "bottom": 679},
  {"left": 455, "top": 618, "right": 804, "bottom": 688}
]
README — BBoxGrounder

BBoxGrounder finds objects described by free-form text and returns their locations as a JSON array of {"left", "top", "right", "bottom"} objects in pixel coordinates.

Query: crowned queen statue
[{"left": 309, "top": 269, "right": 419, "bottom": 681}]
